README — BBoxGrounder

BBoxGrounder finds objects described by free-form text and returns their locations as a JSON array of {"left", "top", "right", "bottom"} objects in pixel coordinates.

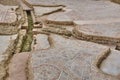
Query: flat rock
[
  {"left": 0, "top": 35, "right": 17, "bottom": 80},
  {"left": 0, "top": 4, "right": 18, "bottom": 24},
  {"left": 0, "top": 35, "right": 17, "bottom": 55},
  {"left": 34, "top": 6, "right": 63, "bottom": 17},
  {"left": 28, "top": 35, "right": 119, "bottom": 80},
  {"left": 100, "top": 50, "right": 120, "bottom": 77},
  {"left": 8, "top": 53, "right": 30, "bottom": 80},
  {"left": 76, "top": 23, "right": 120, "bottom": 38},
  {"left": 73, "top": 23, "right": 120, "bottom": 44},
  {"left": 40, "top": 0, "right": 120, "bottom": 22},
  {"left": 33, "top": 34, "right": 50, "bottom": 50}
]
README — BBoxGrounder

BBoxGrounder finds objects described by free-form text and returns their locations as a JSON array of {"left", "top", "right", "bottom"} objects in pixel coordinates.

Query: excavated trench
[{"left": 20, "top": 10, "right": 34, "bottom": 52}]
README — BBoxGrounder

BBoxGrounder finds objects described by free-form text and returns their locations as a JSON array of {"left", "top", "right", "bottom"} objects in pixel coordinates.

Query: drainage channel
[
  {"left": 21, "top": 10, "right": 34, "bottom": 52},
  {"left": 2, "top": 10, "right": 34, "bottom": 80}
]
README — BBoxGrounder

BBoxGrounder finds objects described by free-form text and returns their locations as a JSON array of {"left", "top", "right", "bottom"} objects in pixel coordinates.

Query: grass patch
[{"left": 20, "top": 11, "right": 33, "bottom": 52}]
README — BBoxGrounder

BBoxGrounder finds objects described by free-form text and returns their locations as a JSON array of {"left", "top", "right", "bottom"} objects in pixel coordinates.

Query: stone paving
[
  {"left": 101, "top": 50, "right": 120, "bottom": 77},
  {"left": 0, "top": 3, "right": 22, "bottom": 35},
  {"left": 28, "top": 34, "right": 119, "bottom": 80},
  {"left": 0, "top": 35, "right": 17, "bottom": 80},
  {"left": 73, "top": 23, "right": 120, "bottom": 44},
  {"left": 0, "top": 0, "right": 120, "bottom": 80}
]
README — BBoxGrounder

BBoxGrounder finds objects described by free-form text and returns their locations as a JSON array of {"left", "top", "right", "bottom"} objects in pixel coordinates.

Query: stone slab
[
  {"left": 0, "top": 35, "right": 17, "bottom": 55},
  {"left": 0, "top": 0, "right": 19, "bottom": 6},
  {"left": 75, "top": 23, "right": 120, "bottom": 38},
  {"left": 18, "top": 0, "right": 32, "bottom": 10},
  {"left": 29, "top": 35, "right": 120, "bottom": 80},
  {"left": 0, "top": 4, "right": 18, "bottom": 24},
  {"left": 100, "top": 50, "right": 120, "bottom": 77},
  {"left": 33, "top": 34, "right": 50, "bottom": 50},
  {"left": 73, "top": 23, "right": 120, "bottom": 44},
  {"left": 26, "top": 0, "right": 63, "bottom": 6},
  {"left": 33, "top": 6, "right": 63, "bottom": 17},
  {"left": 0, "top": 34, "right": 17, "bottom": 80}
]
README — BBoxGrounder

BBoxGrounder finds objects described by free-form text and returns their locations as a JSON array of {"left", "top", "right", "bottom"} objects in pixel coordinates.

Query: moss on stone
[{"left": 20, "top": 11, "right": 33, "bottom": 52}]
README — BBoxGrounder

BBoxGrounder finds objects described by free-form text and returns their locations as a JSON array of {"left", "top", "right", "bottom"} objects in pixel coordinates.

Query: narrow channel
[{"left": 21, "top": 10, "right": 34, "bottom": 52}]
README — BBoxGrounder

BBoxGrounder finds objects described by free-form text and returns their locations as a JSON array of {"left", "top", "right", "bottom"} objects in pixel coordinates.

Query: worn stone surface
[
  {"left": 0, "top": 4, "right": 18, "bottom": 24},
  {"left": 28, "top": 35, "right": 119, "bottom": 80},
  {"left": 1, "top": 0, "right": 120, "bottom": 80},
  {"left": 0, "top": 35, "right": 17, "bottom": 80},
  {"left": 26, "top": 0, "right": 64, "bottom": 6},
  {"left": 7, "top": 53, "right": 30, "bottom": 80},
  {"left": 75, "top": 23, "right": 120, "bottom": 38},
  {"left": 100, "top": 50, "right": 120, "bottom": 77},
  {"left": 0, "top": 35, "right": 17, "bottom": 54},
  {"left": 33, "top": 6, "right": 63, "bottom": 17},
  {"left": 32, "top": 34, "right": 50, "bottom": 50},
  {"left": 0, "top": 4, "right": 22, "bottom": 35},
  {"left": 73, "top": 23, "right": 120, "bottom": 44},
  {"left": 18, "top": 0, "right": 32, "bottom": 11},
  {"left": 29, "top": 0, "right": 120, "bottom": 22}
]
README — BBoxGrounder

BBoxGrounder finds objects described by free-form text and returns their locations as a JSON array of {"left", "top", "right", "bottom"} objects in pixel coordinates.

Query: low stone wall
[
  {"left": 44, "top": 20, "right": 74, "bottom": 26},
  {"left": 73, "top": 28, "right": 120, "bottom": 45}
]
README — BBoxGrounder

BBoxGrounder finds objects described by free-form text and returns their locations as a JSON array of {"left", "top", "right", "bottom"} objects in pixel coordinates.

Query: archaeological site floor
[{"left": 0, "top": 0, "right": 120, "bottom": 80}]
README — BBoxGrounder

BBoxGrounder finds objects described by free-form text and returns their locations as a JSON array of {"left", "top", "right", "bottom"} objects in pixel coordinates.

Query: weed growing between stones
[{"left": 21, "top": 11, "right": 33, "bottom": 52}]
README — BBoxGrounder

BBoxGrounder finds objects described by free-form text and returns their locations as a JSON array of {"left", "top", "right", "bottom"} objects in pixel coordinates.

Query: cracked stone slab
[
  {"left": 44, "top": 0, "right": 120, "bottom": 25},
  {"left": 0, "top": 4, "right": 18, "bottom": 24},
  {"left": 30, "top": 0, "right": 120, "bottom": 21},
  {"left": 73, "top": 23, "right": 120, "bottom": 44},
  {"left": 100, "top": 50, "right": 120, "bottom": 77},
  {"left": 28, "top": 35, "right": 120, "bottom": 80}
]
